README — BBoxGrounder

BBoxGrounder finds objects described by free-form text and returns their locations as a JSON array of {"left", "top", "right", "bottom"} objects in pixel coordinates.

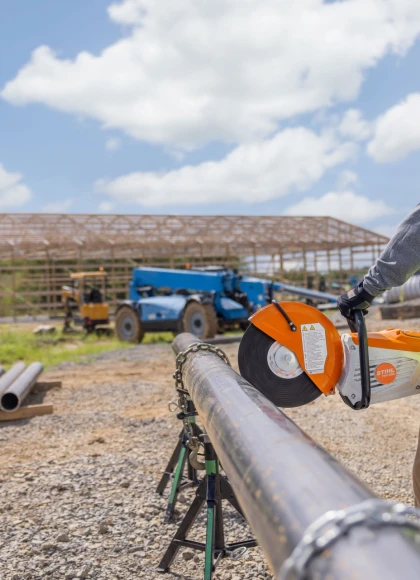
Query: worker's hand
[{"left": 337, "top": 282, "right": 374, "bottom": 321}]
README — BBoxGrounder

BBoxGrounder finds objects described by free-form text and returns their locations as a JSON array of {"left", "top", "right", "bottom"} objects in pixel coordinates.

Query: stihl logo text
[{"left": 375, "top": 363, "right": 397, "bottom": 384}]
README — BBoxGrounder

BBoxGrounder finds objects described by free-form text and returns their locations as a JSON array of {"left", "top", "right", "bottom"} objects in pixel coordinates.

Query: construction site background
[{"left": 0, "top": 213, "right": 389, "bottom": 319}]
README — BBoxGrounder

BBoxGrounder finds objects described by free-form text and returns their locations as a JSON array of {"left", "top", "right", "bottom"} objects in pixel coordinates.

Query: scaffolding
[{"left": 0, "top": 213, "right": 389, "bottom": 318}]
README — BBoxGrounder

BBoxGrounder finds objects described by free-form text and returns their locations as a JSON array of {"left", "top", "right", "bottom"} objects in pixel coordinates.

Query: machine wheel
[
  {"left": 115, "top": 306, "right": 145, "bottom": 343},
  {"left": 181, "top": 302, "right": 218, "bottom": 339}
]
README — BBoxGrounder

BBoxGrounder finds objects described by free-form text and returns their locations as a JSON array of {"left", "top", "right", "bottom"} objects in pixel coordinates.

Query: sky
[{"left": 0, "top": 0, "right": 420, "bottom": 235}]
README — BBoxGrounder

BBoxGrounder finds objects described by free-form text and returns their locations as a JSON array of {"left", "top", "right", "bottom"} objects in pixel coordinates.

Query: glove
[{"left": 337, "top": 281, "right": 374, "bottom": 321}]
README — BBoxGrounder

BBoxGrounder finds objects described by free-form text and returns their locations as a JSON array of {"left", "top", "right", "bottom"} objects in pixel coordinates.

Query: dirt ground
[{"left": 1, "top": 317, "right": 420, "bottom": 579}]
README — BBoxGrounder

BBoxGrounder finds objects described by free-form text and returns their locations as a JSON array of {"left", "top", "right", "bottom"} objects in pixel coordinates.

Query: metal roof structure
[{"left": 0, "top": 213, "right": 389, "bottom": 259}]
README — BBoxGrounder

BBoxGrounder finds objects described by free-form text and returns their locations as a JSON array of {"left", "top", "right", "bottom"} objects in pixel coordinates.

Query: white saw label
[{"left": 300, "top": 323, "right": 327, "bottom": 374}]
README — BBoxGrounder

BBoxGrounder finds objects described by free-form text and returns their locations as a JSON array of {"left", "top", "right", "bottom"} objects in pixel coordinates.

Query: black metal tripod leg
[
  {"left": 157, "top": 438, "right": 258, "bottom": 578},
  {"left": 156, "top": 429, "right": 184, "bottom": 495},
  {"left": 203, "top": 441, "right": 220, "bottom": 580},
  {"left": 157, "top": 479, "right": 207, "bottom": 573},
  {"left": 164, "top": 442, "right": 188, "bottom": 523},
  {"left": 220, "top": 477, "right": 244, "bottom": 517},
  {"left": 214, "top": 475, "right": 225, "bottom": 553},
  {"left": 219, "top": 477, "right": 257, "bottom": 549},
  {"left": 186, "top": 448, "right": 199, "bottom": 484}
]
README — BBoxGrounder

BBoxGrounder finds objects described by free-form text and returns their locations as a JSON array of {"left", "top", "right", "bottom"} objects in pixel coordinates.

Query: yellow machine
[{"left": 62, "top": 270, "right": 110, "bottom": 333}]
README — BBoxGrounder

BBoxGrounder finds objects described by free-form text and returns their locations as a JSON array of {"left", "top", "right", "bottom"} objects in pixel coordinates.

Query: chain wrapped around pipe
[
  {"left": 281, "top": 499, "right": 420, "bottom": 579},
  {"left": 174, "top": 342, "right": 231, "bottom": 393}
]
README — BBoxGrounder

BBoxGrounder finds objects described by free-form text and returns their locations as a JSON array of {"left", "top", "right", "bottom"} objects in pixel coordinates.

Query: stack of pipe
[
  {"left": 0, "top": 362, "right": 44, "bottom": 412},
  {"left": 385, "top": 275, "right": 420, "bottom": 303}
]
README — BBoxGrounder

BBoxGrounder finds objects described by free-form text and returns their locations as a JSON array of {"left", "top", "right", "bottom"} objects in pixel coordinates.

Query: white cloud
[
  {"left": 337, "top": 169, "right": 359, "bottom": 191},
  {"left": 42, "top": 198, "right": 73, "bottom": 213},
  {"left": 284, "top": 191, "right": 394, "bottom": 224},
  {"left": 2, "top": 0, "right": 420, "bottom": 148},
  {"left": 367, "top": 93, "right": 420, "bottom": 162},
  {"left": 108, "top": 0, "right": 145, "bottom": 25},
  {"left": 98, "top": 201, "right": 115, "bottom": 212},
  {"left": 95, "top": 127, "right": 355, "bottom": 206},
  {"left": 0, "top": 163, "right": 32, "bottom": 209},
  {"left": 105, "top": 137, "right": 121, "bottom": 151},
  {"left": 338, "top": 109, "right": 372, "bottom": 141}
]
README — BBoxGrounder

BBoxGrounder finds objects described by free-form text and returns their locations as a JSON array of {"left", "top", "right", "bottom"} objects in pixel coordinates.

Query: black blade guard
[{"left": 238, "top": 324, "right": 322, "bottom": 408}]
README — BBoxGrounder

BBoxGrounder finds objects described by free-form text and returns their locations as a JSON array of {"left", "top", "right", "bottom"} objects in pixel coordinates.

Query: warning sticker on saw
[{"left": 300, "top": 323, "right": 327, "bottom": 374}]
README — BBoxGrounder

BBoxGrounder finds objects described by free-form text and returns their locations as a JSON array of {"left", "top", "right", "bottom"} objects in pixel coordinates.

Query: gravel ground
[{"left": 1, "top": 318, "right": 420, "bottom": 579}]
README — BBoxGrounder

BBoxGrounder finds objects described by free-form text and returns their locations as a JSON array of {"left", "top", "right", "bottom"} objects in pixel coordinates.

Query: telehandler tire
[
  {"left": 115, "top": 306, "right": 145, "bottom": 343},
  {"left": 181, "top": 302, "right": 218, "bottom": 339}
]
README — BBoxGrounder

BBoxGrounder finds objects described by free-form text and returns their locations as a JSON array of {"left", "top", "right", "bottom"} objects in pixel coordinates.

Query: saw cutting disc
[{"left": 238, "top": 324, "right": 322, "bottom": 408}]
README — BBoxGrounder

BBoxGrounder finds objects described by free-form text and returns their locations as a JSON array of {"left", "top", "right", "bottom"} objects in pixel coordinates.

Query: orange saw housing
[
  {"left": 351, "top": 328, "right": 420, "bottom": 351},
  {"left": 249, "top": 302, "right": 343, "bottom": 395}
]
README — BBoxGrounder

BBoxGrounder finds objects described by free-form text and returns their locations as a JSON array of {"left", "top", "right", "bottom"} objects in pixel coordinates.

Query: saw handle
[{"left": 347, "top": 310, "right": 371, "bottom": 409}]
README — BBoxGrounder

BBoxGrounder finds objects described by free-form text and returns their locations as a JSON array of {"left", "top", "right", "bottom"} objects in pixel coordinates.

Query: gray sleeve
[{"left": 363, "top": 205, "right": 420, "bottom": 297}]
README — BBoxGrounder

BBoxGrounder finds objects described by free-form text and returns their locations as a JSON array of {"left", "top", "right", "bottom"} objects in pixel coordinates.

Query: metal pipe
[
  {"left": 172, "top": 333, "right": 420, "bottom": 579},
  {"left": 385, "top": 274, "right": 420, "bottom": 303},
  {"left": 1, "top": 362, "right": 43, "bottom": 412},
  {"left": 205, "top": 335, "right": 243, "bottom": 345},
  {"left": 0, "top": 362, "right": 26, "bottom": 398},
  {"left": 273, "top": 282, "right": 338, "bottom": 303}
]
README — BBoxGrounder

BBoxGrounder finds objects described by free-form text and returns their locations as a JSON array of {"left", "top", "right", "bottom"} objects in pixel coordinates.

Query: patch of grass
[
  {"left": 0, "top": 326, "right": 132, "bottom": 369},
  {"left": 0, "top": 323, "right": 242, "bottom": 370},
  {"left": 143, "top": 331, "right": 174, "bottom": 344},
  {"left": 0, "top": 325, "right": 177, "bottom": 369}
]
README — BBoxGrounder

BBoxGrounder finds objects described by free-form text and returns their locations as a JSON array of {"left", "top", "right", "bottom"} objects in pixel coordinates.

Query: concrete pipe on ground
[
  {"left": 172, "top": 333, "right": 420, "bottom": 580},
  {"left": 1, "top": 362, "right": 43, "bottom": 412}
]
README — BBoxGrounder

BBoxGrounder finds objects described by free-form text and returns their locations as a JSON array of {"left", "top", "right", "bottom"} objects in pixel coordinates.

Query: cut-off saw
[{"left": 238, "top": 301, "right": 420, "bottom": 410}]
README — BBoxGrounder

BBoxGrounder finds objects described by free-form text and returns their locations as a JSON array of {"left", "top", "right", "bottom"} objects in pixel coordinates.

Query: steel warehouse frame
[{"left": 0, "top": 213, "right": 388, "bottom": 318}]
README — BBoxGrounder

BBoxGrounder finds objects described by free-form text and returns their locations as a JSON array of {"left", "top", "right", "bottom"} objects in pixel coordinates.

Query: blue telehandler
[{"left": 115, "top": 266, "right": 337, "bottom": 342}]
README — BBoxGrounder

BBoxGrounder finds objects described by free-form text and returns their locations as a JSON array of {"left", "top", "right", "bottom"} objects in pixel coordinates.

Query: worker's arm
[
  {"left": 363, "top": 205, "right": 420, "bottom": 296},
  {"left": 338, "top": 205, "right": 420, "bottom": 319}
]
